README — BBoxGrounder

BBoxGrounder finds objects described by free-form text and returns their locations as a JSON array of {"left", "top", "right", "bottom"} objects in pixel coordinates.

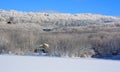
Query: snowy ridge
[
  {"left": 0, "top": 10, "right": 120, "bottom": 26},
  {"left": 0, "top": 55, "right": 120, "bottom": 72}
]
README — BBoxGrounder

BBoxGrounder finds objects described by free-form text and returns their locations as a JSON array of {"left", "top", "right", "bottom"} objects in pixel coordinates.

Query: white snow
[{"left": 0, "top": 55, "right": 120, "bottom": 72}]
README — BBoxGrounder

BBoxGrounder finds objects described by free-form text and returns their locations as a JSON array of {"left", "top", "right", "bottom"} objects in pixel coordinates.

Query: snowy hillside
[
  {"left": 0, "top": 10, "right": 120, "bottom": 27},
  {"left": 0, "top": 55, "right": 120, "bottom": 72},
  {"left": 1, "top": 10, "right": 120, "bottom": 58}
]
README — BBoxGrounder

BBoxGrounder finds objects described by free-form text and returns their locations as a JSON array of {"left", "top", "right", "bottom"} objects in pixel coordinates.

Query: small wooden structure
[{"left": 34, "top": 43, "right": 49, "bottom": 53}]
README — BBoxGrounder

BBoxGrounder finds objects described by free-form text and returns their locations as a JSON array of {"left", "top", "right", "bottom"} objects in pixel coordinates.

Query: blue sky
[{"left": 0, "top": 0, "right": 119, "bottom": 16}]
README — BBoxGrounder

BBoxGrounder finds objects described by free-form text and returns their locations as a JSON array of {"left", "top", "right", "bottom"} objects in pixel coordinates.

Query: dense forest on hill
[{"left": 0, "top": 10, "right": 120, "bottom": 58}]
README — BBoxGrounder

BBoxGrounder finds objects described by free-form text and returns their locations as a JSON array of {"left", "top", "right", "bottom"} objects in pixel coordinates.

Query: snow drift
[{"left": 0, "top": 55, "right": 120, "bottom": 72}]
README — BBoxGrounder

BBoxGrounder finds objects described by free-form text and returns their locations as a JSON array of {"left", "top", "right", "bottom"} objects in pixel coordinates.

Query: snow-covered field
[{"left": 0, "top": 55, "right": 120, "bottom": 72}]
